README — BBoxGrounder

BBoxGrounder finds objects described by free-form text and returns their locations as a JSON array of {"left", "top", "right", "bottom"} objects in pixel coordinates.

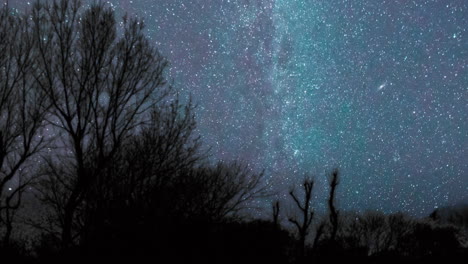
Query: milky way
[{"left": 13, "top": 0, "right": 467, "bottom": 216}]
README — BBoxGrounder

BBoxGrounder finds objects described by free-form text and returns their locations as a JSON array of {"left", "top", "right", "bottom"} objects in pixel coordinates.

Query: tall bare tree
[
  {"left": 0, "top": 4, "right": 48, "bottom": 246},
  {"left": 30, "top": 0, "right": 169, "bottom": 247},
  {"left": 288, "top": 177, "right": 315, "bottom": 257},
  {"left": 311, "top": 168, "right": 340, "bottom": 249}
]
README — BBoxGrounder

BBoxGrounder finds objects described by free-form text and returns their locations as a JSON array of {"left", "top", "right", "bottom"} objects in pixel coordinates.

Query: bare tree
[
  {"left": 340, "top": 211, "right": 398, "bottom": 255},
  {"left": 175, "top": 161, "right": 269, "bottom": 222},
  {"left": 30, "top": 0, "right": 169, "bottom": 247},
  {"left": 288, "top": 177, "right": 315, "bottom": 257},
  {"left": 110, "top": 97, "right": 203, "bottom": 205},
  {"left": 328, "top": 168, "right": 339, "bottom": 242},
  {"left": 75, "top": 97, "right": 205, "bottom": 243},
  {"left": 0, "top": 4, "right": 48, "bottom": 246}
]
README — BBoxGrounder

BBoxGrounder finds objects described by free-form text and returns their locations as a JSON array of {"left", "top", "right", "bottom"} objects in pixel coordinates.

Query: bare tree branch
[{"left": 0, "top": 3, "right": 48, "bottom": 246}]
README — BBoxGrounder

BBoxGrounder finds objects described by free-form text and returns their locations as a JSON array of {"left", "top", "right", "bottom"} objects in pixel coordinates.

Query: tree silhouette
[
  {"left": 0, "top": 4, "right": 48, "bottom": 246},
  {"left": 0, "top": 1, "right": 466, "bottom": 263},
  {"left": 30, "top": 0, "right": 169, "bottom": 247},
  {"left": 272, "top": 200, "right": 281, "bottom": 226},
  {"left": 171, "top": 161, "right": 268, "bottom": 222},
  {"left": 76, "top": 98, "right": 205, "bottom": 248},
  {"left": 328, "top": 169, "right": 339, "bottom": 242},
  {"left": 288, "top": 177, "right": 315, "bottom": 258}
]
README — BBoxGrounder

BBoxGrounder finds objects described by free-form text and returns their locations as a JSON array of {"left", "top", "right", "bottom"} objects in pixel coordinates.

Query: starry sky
[{"left": 14, "top": 0, "right": 467, "bottom": 216}]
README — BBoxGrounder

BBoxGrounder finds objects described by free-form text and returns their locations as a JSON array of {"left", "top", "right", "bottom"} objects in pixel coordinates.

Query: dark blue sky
[{"left": 13, "top": 0, "right": 467, "bottom": 216}]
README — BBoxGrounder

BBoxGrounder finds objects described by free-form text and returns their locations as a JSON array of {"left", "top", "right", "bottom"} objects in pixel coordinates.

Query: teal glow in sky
[{"left": 13, "top": 0, "right": 467, "bottom": 216}]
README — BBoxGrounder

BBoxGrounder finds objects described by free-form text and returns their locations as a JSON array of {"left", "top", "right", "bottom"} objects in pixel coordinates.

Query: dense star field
[{"left": 13, "top": 0, "right": 467, "bottom": 216}]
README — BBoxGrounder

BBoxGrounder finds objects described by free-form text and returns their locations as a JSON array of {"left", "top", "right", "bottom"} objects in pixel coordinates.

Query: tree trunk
[
  {"left": 3, "top": 209, "right": 12, "bottom": 247},
  {"left": 61, "top": 186, "right": 82, "bottom": 248}
]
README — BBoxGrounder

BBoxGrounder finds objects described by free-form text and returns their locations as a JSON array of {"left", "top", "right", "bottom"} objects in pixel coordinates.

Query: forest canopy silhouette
[{"left": 0, "top": 1, "right": 467, "bottom": 263}]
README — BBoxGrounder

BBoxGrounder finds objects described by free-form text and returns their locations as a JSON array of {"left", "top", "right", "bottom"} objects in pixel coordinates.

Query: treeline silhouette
[{"left": 0, "top": 1, "right": 466, "bottom": 263}]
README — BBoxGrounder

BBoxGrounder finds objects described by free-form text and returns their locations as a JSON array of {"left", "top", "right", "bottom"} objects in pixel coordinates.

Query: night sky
[{"left": 14, "top": 0, "right": 467, "bottom": 216}]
